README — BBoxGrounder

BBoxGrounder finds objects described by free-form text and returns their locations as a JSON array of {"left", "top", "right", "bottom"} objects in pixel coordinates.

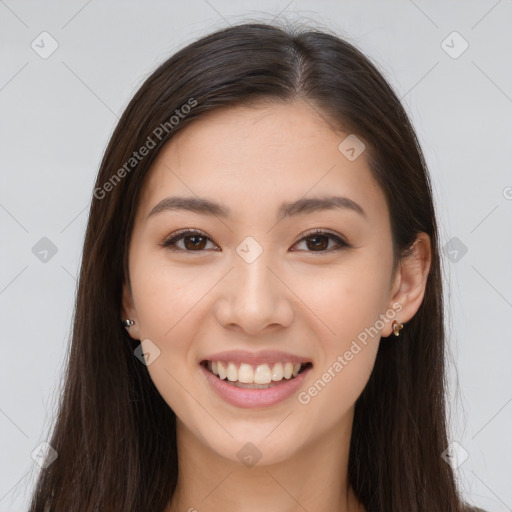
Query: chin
[{"left": 201, "top": 421, "right": 310, "bottom": 468}]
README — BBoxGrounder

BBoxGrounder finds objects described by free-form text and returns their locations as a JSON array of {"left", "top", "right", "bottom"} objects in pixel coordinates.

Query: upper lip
[{"left": 200, "top": 350, "right": 312, "bottom": 366}]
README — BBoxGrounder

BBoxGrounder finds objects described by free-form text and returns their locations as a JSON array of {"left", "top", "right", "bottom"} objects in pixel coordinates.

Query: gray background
[{"left": 1, "top": 1, "right": 511, "bottom": 511}]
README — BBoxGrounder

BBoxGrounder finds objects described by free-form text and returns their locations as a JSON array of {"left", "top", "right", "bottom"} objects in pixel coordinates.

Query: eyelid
[
  {"left": 160, "top": 228, "right": 217, "bottom": 252},
  {"left": 161, "top": 228, "right": 350, "bottom": 252},
  {"left": 293, "top": 228, "right": 350, "bottom": 251}
]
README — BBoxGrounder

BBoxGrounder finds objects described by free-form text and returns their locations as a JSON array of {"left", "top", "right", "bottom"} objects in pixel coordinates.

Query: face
[{"left": 122, "top": 99, "right": 408, "bottom": 466}]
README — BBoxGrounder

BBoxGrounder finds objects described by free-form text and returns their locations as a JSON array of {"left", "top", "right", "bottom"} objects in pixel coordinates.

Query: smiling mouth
[{"left": 200, "top": 360, "right": 313, "bottom": 389}]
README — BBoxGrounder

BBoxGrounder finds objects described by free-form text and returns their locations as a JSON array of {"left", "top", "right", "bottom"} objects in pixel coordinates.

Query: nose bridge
[
  {"left": 233, "top": 238, "right": 279, "bottom": 306},
  {"left": 216, "top": 236, "right": 293, "bottom": 333}
]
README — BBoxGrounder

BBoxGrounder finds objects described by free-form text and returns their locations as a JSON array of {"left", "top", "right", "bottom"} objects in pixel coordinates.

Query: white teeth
[
  {"left": 254, "top": 364, "right": 271, "bottom": 384},
  {"left": 271, "top": 362, "right": 283, "bottom": 381},
  {"left": 283, "top": 362, "right": 293, "bottom": 379},
  {"left": 206, "top": 360, "right": 308, "bottom": 384},
  {"left": 217, "top": 361, "right": 227, "bottom": 380},
  {"left": 226, "top": 362, "right": 238, "bottom": 382},
  {"left": 238, "top": 363, "right": 254, "bottom": 383}
]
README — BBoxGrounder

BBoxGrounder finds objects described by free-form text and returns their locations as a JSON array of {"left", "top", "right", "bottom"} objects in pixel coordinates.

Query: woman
[{"left": 28, "top": 21, "right": 485, "bottom": 512}]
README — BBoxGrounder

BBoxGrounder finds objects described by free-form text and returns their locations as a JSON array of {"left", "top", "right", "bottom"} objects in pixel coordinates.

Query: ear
[
  {"left": 383, "top": 232, "right": 432, "bottom": 337},
  {"left": 121, "top": 281, "right": 141, "bottom": 340}
]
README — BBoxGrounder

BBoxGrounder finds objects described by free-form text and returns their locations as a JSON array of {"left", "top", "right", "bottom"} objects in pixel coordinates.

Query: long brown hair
[{"left": 28, "top": 21, "right": 472, "bottom": 512}]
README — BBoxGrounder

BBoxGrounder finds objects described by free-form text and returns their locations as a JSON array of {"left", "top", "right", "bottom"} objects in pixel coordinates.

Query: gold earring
[{"left": 392, "top": 320, "right": 404, "bottom": 336}]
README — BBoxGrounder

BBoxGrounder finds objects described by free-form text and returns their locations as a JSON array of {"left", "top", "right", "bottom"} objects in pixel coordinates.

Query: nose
[{"left": 214, "top": 249, "right": 294, "bottom": 336}]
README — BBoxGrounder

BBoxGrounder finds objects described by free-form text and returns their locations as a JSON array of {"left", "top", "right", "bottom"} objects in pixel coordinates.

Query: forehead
[{"left": 137, "top": 100, "right": 388, "bottom": 224}]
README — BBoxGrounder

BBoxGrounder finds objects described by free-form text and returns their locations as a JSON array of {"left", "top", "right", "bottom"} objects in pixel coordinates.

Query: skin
[{"left": 121, "top": 99, "right": 431, "bottom": 512}]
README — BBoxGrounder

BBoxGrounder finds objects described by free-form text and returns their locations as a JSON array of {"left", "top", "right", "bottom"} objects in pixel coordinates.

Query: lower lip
[{"left": 200, "top": 363, "right": 312, "bottom": 409}]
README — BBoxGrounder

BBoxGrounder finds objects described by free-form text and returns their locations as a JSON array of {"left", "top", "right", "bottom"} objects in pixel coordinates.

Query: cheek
[
  {"left": 292, "top": 259, "right": 389, "bottom": 401},
  {"left": 130, "top": 260, "right": 210, "bottom": 418},
  {"left": 295, "top": 257, "right": 391, "bottom": 344},
  {"left": 131, "top": 255, "right": 205, "bottom": 340}
]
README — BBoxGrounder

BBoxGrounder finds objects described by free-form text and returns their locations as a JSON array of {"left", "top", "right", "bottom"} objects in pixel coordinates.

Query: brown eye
[
  {"left": 161, "top": 228, "right": 350, "bottom": 254},
  {"left": 291, "top": 230, "right": 349, "bottom": 253},
  {"left": 305, "top": 234, "right": 329, "bottom": 251},
  {"left": 162, "top": 229, "right": 217, "bottom": 252},
  {"left": 182, "top": 234, "right": 207, "bottom": 250}
]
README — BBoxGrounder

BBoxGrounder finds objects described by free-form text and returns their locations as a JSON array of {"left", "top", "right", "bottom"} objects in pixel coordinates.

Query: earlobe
[{"left": 384, "top": 232, "right": 432, "bottom": 337}]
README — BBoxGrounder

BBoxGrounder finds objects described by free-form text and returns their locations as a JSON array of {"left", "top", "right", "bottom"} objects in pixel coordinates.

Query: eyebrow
[{"left": 147, "top": 194, "right": 366, "bottom": 220}]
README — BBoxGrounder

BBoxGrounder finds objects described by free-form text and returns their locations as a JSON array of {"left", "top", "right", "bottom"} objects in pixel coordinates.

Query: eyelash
[{"left": 160, "top": 228, "right": 350, "bottom": 254}]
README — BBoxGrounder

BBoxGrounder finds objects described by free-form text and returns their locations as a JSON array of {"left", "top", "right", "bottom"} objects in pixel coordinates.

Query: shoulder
[{"left": 465, "top": 506, "right": 488, "bottom": 512}]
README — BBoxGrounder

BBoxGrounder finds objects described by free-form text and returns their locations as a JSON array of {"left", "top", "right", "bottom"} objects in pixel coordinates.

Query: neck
[{"left": 166, "top": 409, "right": 364, "bottom": 512}]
